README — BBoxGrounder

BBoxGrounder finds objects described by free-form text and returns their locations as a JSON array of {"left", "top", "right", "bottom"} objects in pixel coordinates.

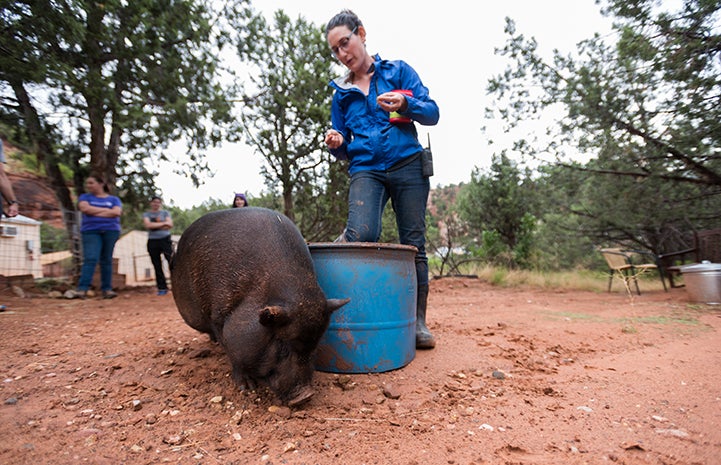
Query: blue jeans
[
  {"left": 78, "top": 230, "right": 120, "bottom": 292},
  {"left": 344, "top": 154, "right": 430, "bottom": 286}
]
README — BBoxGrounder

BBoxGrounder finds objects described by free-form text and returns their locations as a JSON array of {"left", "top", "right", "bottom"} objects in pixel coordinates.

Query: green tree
[
  {"left": 1, "top": 0, "right": 248, "bottom": 213},
  {"left": 487, "top": 1, "right": 721, "bottom": 254},
  {"left": 234, "top": 9, "right": 346, "bottom": 236},
  {"left": 532, "top": 164, "right": 602, "bottom": 270},
  {"left": 165, "top": 199, "right": 229, "bottom": 234},
  {"left": 425, "top": 184, "right": 474, "bottom": 276},
  {"left": 458, "top": 153, "right": 538, "bottom": 267}
]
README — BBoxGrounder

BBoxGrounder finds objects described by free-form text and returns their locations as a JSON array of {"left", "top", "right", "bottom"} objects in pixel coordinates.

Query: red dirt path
[{"left": 1, "top": 278, "right": 719, "bottom": 464}]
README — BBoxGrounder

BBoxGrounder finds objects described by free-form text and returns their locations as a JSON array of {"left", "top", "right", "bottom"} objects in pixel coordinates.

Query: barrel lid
[{"left": 679, "top": 260, "right": 721, "bottom": 273}]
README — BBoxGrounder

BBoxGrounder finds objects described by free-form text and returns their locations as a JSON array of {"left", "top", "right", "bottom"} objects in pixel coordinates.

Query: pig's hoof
[
  {"left": 232, "top": 370, "right": 258, "bottom": 391},
  {"left": 287, "top": 387, "right": 314, "bottom": 407}
]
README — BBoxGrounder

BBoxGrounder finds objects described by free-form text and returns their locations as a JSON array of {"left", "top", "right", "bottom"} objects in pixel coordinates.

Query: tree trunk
[
  {"left": 10, "top": 81, "right": 75, "bottom": 214},
  {"left": 84, "top": 2, "right": 110, "bottom": 184},
  {"left": 283, "top": 186, "right": 295, "bottom": 223},
  {"left": 11, "top": 79, "right": 81, "bottom": 280}
]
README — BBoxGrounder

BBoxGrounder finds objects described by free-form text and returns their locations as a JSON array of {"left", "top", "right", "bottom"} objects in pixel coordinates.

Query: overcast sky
[{"left": 156, "top": 0, "right": 615, "bottom": 208}]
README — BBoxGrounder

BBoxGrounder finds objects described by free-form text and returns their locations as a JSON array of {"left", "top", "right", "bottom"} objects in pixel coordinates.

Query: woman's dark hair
[{"left": 325, "top": 9, "right": 362, "bottom": 36}]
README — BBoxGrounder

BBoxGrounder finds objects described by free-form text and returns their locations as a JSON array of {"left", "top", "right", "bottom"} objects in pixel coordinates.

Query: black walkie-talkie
[{"left": 421, "top": 133, "right": 434, "bottom": 177}]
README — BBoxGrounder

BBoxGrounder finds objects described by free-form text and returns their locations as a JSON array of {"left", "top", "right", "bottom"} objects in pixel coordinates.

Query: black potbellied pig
[{"left": 171, "top": 207, "right": 349, "bottom": 406}]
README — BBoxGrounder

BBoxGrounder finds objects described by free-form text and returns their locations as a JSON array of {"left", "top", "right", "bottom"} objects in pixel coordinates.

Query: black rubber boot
[{"left": 415, "top": 284, "right": 436, "bottom": 349}]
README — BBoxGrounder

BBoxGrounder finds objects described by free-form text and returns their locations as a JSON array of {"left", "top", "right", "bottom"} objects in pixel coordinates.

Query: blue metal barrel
[{"left": 309, "top": 242, "right": 417, "bottom": 373}]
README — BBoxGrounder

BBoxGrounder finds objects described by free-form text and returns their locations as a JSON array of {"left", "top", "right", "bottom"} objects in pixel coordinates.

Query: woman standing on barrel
[{"left": 324, "top": 10, "right": 440, "bottom": 349}]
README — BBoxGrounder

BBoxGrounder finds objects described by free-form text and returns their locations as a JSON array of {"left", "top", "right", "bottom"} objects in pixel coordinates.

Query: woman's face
[
  {"left": 85, "top": 177, "right": 104, "bottom": 195},
  {"left": 327, "top": 25, "right": 366, "bottom": 74},
  {"left": 234, "top": 197, "right": 246, "bottom": 207}
]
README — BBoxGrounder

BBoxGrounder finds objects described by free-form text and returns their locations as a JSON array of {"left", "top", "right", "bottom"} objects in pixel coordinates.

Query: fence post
[{"left": 63, "top": 208, "right": 82, "bottom": 285}]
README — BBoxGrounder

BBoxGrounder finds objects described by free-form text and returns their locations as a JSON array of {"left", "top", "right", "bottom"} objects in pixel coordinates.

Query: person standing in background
[
  {"left": 67, "top": 174, "right": 122, "bottom": 299},
  {"left": 324, "top": 10, "right": 440, "bottom": 349},
  {"left": 0, "top": 134, "right": 19, "bottom": 218},
  {"left": 232, "top": 192, "right": 249, "bottom": 208},
  {"left": 143, "top": 196, "right": 173, "bottom": 296}
]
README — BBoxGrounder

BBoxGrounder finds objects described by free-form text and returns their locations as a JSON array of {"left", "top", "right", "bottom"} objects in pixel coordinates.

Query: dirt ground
[{"left": 0, "top": 277, "right": 719, "bottom": 465}]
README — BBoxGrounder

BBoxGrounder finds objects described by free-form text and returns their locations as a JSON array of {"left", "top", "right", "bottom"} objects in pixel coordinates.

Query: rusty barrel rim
[{"left": 308, "top": 242, "right": 418, "bottom": 253}]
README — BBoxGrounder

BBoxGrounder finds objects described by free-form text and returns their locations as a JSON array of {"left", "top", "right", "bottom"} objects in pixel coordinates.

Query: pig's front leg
[{"left": 231, "top": 365, "right": 259, "bottom": 391}]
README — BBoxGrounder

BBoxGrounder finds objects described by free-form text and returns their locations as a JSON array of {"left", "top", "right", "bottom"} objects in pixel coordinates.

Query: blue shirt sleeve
[
  {"left": 395, "top": 60, "right": 440, "bottom": 126},
  {"left": 329, "top": 93, "right": 350, "bottom": 161},
  {"left": 327, "top": 56, "right": 439, "bottom": 171}
]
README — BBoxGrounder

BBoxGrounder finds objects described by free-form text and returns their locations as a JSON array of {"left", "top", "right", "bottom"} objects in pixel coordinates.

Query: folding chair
[{"left": 600, "top": 248, "right": 667, "bottom": 295}]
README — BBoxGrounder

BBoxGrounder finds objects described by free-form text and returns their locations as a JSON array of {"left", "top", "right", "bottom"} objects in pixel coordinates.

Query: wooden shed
[
  {"left": 113, "top": 230, "right": 180, "bottom": 287},
  {"left": 0, "top": 214, "right": 43, "bottom": 279}
]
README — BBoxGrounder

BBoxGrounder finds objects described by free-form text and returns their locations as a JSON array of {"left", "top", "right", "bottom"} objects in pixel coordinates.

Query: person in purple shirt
[{"left": 67, "top": 174, "right": 122, "bottom": 299}]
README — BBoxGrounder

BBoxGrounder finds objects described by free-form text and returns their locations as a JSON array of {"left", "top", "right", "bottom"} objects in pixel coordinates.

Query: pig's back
[{"left": 171, "top": 208, "right": 315, "bottom": 334}]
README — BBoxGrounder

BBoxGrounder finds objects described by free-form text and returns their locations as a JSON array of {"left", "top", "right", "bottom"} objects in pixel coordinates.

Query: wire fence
[{"left": 1, "top": 212, "right": 173, "bottom": 291}]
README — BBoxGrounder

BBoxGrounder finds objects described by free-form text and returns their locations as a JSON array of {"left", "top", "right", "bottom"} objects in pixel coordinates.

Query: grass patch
[
  {"left": 468, "top": 266, "right": 612, "bottom": 292},
  {"left": 546, "top": 311, "right": 606, "bottom": 322},
  {"left": 545, "top": 310, "right": 708, "bottom": 334},
  {"left": 622, "top": 315, "right": 702, "bottom": 326},
  {"left": 489, "top": 268, "right": 507, "bottom": 286},
  {"left": 440, "top": 263, "right": 670, "bottom": 294}
]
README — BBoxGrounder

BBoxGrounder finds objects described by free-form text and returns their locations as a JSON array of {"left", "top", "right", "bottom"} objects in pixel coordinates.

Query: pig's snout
[{"left": 287, "top": 386, "right": 315, "bottom": 407}]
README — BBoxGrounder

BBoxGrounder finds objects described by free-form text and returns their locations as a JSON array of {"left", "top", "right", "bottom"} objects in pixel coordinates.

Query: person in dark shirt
[{"left": 143, "top": 196, "right": 174, "bottom": 296}]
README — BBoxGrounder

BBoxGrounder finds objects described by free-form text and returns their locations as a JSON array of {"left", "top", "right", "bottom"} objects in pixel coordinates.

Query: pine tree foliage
[
  {"left": 1, "top": 0, "right": 249, "bottom": 212},
  {"left": 487, "top": 0, "right": 721, "bottom": 253},
  {"left": 235, "top": 9, "right": 347, "bottom": 237}
]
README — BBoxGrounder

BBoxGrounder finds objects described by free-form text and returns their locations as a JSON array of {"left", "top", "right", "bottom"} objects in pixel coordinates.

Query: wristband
[{"left": 9, "top": 200, "right": 18, "bottom": 205}]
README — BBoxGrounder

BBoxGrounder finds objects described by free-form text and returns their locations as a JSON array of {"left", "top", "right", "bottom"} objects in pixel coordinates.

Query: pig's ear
[
  {"left": 259, "top": 306, "right": 291, "bottom": 327},
  {"left": 326, "top": 298, "right": 350, "bottom": 314}
]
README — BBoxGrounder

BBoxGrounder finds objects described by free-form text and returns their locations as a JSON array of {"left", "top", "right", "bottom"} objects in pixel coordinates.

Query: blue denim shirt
[{"left": 329, "top": 55, "right": 439, "bottom": 175}]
